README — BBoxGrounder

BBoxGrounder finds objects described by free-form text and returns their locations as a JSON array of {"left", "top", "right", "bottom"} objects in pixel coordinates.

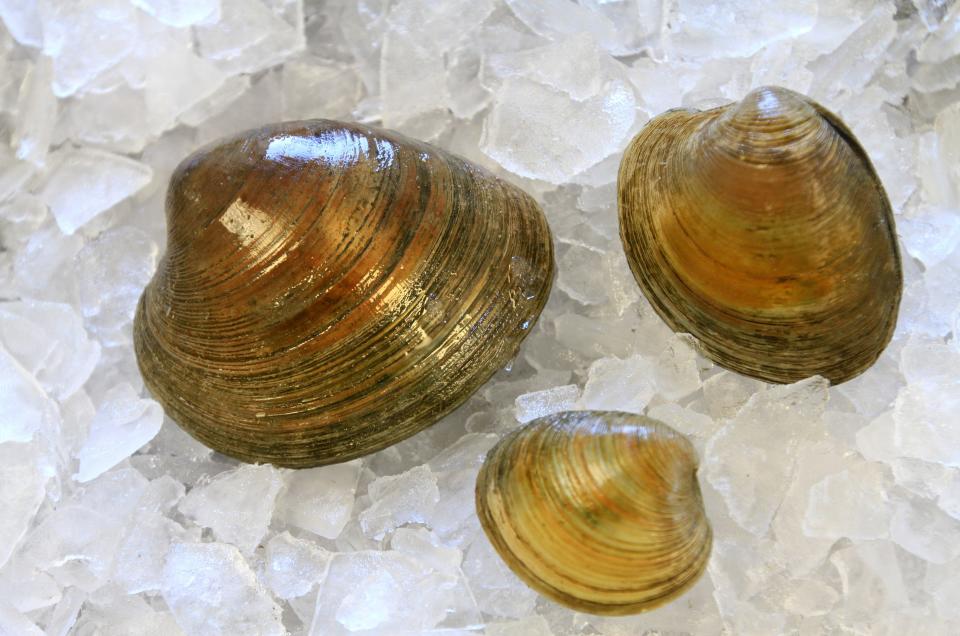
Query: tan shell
[
  {"left": 618, "top": 86, "right": 902, "bottom": 384},
  {"left": 134, "top": 120, "right": 554, "bottom": 468},
  {"left": 475, "top": 411, "right": 712, "bottom": 615}
]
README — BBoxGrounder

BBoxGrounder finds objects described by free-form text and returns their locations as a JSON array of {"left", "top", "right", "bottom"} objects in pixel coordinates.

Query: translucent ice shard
[{"left": 41, "top": 148, "right": 152, "bottom": 235}]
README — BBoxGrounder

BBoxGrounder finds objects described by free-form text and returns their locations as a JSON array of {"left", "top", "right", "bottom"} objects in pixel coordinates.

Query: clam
[
  {"left": 134, "top": 120, "right": 554, "bottom": 468},
  {"left": 618, "top": 86, "right": 902, "bottom": 384},
  {"left": 475, "top": 410, "right": 712, "bottom": 615}
]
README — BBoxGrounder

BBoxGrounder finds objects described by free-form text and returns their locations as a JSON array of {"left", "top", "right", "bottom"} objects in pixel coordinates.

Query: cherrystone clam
[
  {"left": 475, "top": 410, "right": 712, "bottom": 615},
  {"left": 618, "top": 86, "right": 902, "bottom": 384},
  {"left": 134, "top": 120, "right": 554, "bottom": 468}
]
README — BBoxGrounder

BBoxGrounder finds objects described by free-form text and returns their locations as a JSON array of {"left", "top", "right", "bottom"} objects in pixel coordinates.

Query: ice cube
[
  {"left": 178, "top": 464, "right": 284, "bottom": 553},
  {"left": 74, "top": 383, "right": 163, "bottom": 483},
  {"left": 0, "top": 299, "right": 100, "bottom": 401},
  {"left": 162, "top": 542, "right": 284, "bottom": 636},
  {"left": 486, "top": 616, "right": 554, "bottom": 636},
  {"left": 653, "top": 334, "right": 701, "bottom": 400},
  {"left": 0, "top": 1, "right": 41, "bottom": 47},
  {"left": 282, "top": 59, "right": 360, "bottom": 121},
  {"left": 75, "top": 226, "right": 158, "bottom": 345},
  {"left": 358, "top": 464, "right": 440, "bottom": 540},
  {"left": 195, "top": 0, "right": 304, "bottom": 75},
  {"left": 514, "top": 384, "right": 580, "bottom": 423},
  {"left": 557, "top": 245, "right": 608, "bottom": 305},
  {"left": 39, "top": 0, "right": 139, "bottom": 97},
  {"left": 277, "top": 460, "right": 362, "bottom": 540},
  {"left": 263, "top": 531, "right": 331, "bottom": 599},
  {"left": 704, "top": 376, "right": 829, "bottom": 535},
  {"left": 112, "top": 512, "right": 192, "bottom": 593},
  {"left": 0, "top": 440, "right": 48, "bottom": 569},
  {"left": 312, "top": 547, "right": 464, "bottom": 635},
  {"left": 0, "top": 343, "right": 60, "bottom": 444},
  {"left": 504, "top": 0, "right": 631, "bottom": 55},
  {"left": 701, "top": 371, "right": 765, "bottom": 420},
  {"left": 462, "top": 532, "right": 537, "bottom": 618},
  {"left": 11, "top": 56, "right": 56, "bottom": 166},
  {"left": 802, "top": 461, "right": 892, "bottom": 541},
  {"left": 132, "top": 0, "right": 220, "bottom": 27},
  {"left": 481, "top": 77, "right": 636, "bottom": 184},
  {"left": 41, "top": 148, "right": 152, "bottom": 235},
  {"left": 0, "top": 600, "right": 43, "bottom": 636},
  {"left": 69, "top": 590, "right": 183, "bottom": 636},
  {"left": 667, "top": 0, "right": 817, "bottom": 59},
  {"left": 579, "top": 355, "right": 656, "bottom": 413},
  {"left": 889, "top": 496, "right": 960, "bottom": 564}
]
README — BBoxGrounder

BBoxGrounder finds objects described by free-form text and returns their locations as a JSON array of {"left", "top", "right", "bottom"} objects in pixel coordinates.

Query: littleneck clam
[
  {"left": 618, "top": 86, "right": 902, "bottom": 384},
  {"left": 475, "top": 411, "right": 712, "bottom": 615},
  {"left": 134, "top": 120, "right": 554, "bottom": 468}
]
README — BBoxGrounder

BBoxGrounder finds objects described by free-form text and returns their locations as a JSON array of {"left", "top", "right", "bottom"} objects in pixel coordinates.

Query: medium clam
[
  {"left": 618, "top": 86, "right": 902, "bottom": 384},
  {"left": 475, "top": 411, "right": 712, "bottom": 615},
  {"left": 134, "top": 120, "right": 554, "bottom": 468}
]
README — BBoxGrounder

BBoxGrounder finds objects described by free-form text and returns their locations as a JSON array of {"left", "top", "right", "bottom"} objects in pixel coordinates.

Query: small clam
[
  {"left": 618, "top": 86, "right": 902, "bottom": 384},
  {"left": 134, "top": 120, "right": 554, "bottom": 468},
  {"left": 475, "top": 411, "right": 712, "bottom": 615}
]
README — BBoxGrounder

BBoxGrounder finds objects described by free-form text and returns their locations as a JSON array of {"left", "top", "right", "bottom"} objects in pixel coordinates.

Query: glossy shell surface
[
  {"left": 134, "top": 120, "right": 554, "bottom": 468},
  {"left": 618, "top": 86, "right": 902, "bottom": 384},
  {"left": 475, "top": 411, "right": 712, "bottom": 615}
]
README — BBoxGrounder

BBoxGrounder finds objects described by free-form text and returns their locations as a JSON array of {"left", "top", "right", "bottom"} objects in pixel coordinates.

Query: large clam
[
  {"left": 134, "top": 120, "right": 554, "bottom": 468},
  {"left": 618, "top": 86, "right": 902, "bottom": 384},
  {"left": 475, "top": 411, "right": 712, "bottom": 615}
]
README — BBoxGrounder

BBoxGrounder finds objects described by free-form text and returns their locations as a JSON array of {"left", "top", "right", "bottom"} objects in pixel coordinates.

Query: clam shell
[
  {"left": 475, "top": 411, "right": 712, "bottom": 615},
  {"left": 618, "top": 86, "right": 902, "bottom": 384},
  {"left": 134, "top": 120, "right": 554, "bottom": 468}
]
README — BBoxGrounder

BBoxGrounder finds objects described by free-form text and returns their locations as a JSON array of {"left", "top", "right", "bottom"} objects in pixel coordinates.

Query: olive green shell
[{"left": 134, "top": 120, "right": 554, "bottom": 467}]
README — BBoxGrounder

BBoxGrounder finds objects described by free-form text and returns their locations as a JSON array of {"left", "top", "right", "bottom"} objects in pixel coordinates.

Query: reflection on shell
[
  {"left": 618, "top": 86, "right": 902, "bottom": 384},
  {"left": 475, "top": 410, "right": 712, "bottom": 615},
  {"left": 134, "top": 120, "right": 554, "bottom": 468}
]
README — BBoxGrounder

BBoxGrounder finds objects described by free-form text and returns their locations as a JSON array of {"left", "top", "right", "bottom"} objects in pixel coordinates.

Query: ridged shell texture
[
  {"left": 475, "top": 411, "right": 712, "bottom": 615},
  {"left": 135, "top": 120, "right": 554, "bottom": 467},
  {"left": 618, "top": 86, "right": 902, "bottom": 384}
]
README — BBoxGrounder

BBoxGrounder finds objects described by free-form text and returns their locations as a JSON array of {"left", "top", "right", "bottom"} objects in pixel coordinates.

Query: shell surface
[
  {"left": 134, "top": 120, "right": 554, "bottom": 468},
  {"left": 618, "top": 86, "right": 902, "bottom": 384},
  {"left": 475, "top": 411, "right": 712, "bottom": 615}
]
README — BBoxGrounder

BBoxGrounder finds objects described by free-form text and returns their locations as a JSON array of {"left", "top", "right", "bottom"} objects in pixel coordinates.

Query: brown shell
[
  {"left": 475, "top": 411, "right": 712, "bottom": 616},
  {"left": 618, "top": 86, "right": 902, "bottom": 384},
  {"left": 134, "top": 120, "right": 554, "bottom": 468}
]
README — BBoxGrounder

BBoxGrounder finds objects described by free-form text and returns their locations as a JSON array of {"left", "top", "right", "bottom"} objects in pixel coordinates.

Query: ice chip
[
  {"left": 178, "top": 464, "right": 283, "bottom": 553},
  {"left": 75, "top": 226, "right": 158, "bottom": 345},
  {"left": 0, "top": 299, "right": 100, "bottom": 401},
  {"left": 12, "top": 56, "right": 56, "bottom": 166},
  {"left": 263, "top": 531, "right": 331, "bottom": 599},
  {"left": 162, "top": 542, "right": 284, "bottom": 636},
  {"left": 41, "top": 148, "right": 152, "bottom": 235},
  {"left": 39, "top": 0, "right": 139, "bottom": 97},
  {"left": 0, "top": 343, "right": 60, "bottom": 444},
  {"left": 74, "top": 383, "right": 163, "bottom": 483},
  {"left": 358, "top": 465, "right": 440, "bottom": 539},
  {"left": 515, "top": 384, "right": 580, "bottom": 423},
  {"left": 704, "top": 376, "right": 829, "bottom": 535},
  {"left": 132, "top": 0, "right": 221, "bottom": 27},
  {"left": 278, "top": 460, "right": 361, "bottom": 540},
  {"left": 481, "top": 77, "right": 636, "bottom": 184},
  {"left": 802, "top": 462, "right": 892, "bottom": 540},
  {"left": 579, "top": 355, "right": 656, "bottom": 413},
  {"left": 0, "top": 440, "right": 47, "bottom": 569}
]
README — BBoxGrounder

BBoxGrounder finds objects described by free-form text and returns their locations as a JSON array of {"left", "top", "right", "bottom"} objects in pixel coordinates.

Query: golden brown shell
[
  {"left": 134, "top": 120, "right": 554, "bottom": 468},
  {"left": 618, "top": 86, "right": 902, "bottom": 384},
  {"left": 475, "top": 411, "right": 712, "bottom": 615}
]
